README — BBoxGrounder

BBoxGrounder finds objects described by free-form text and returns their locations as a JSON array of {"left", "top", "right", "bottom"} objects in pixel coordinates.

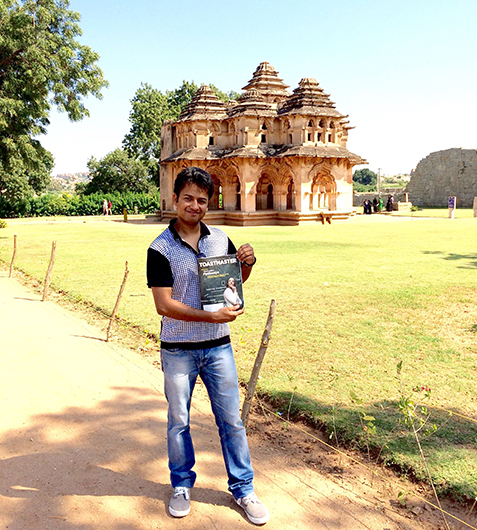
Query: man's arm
[
  {"left": 236, "top": 243, "right": 255, "bottom": 283},
  {"left": 152, "top": 287, "right": 243, "bottom": 323}
]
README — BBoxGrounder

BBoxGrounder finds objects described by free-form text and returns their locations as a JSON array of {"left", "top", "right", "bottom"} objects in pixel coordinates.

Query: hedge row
[{"left": 0, "top": 192, "right": 161, "bottom": 218}]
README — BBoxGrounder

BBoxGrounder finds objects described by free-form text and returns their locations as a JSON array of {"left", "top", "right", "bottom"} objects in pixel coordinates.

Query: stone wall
[{"left": 405, "top": 148, "right": 477, "bottom": 207}]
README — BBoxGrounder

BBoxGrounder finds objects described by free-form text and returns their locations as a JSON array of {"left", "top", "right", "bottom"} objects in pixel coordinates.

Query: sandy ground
[{"left": 0, "top": 269, "right": 474, "bottom": 530}]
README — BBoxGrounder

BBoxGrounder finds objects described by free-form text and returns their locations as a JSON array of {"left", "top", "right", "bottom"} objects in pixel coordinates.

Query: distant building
[{"left": 160, "top": 62, "right": 366, "bottom": 225}]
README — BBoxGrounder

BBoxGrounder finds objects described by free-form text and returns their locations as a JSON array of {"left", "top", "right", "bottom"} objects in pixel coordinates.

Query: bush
[
  {"left": 0, "top": 192, "right": 160, "bottom": 218},
  {"left": 0, "top": 219, "right": 7, "bottom": 228},
  {"left": 353, "top": 168, "right": 377, "bottom": 189}
]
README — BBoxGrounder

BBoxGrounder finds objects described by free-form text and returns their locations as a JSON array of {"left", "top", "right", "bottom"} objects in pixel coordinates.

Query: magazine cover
[{"left": 197, "top": 254, "right": 244, "bottom": 312}]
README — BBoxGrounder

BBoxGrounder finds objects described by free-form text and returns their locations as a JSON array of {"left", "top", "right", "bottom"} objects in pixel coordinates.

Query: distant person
[
  {"left": 363, "top": 199, "right": 372, "bottom": 214},
  {"left": 378, "top": 196, "right": 384, "bottom": 211},
  {"left": 108, "top": 200, "right": 112, "bottom": 215},
  {"left": 373, "top": 197, "right": 378, "bottom": 212},
  {"left": 224, "top": 277, "right": 242, "bottom": 308},
  {"left": 102, "top": 199, "right": 108, "bottom": 215},
  {"left": 386, "top": 195, "right": 394, "bottom": 212}
]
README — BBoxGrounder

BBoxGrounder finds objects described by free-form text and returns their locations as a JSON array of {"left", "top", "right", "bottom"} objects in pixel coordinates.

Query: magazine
[{"left": 197, "top": 254, "right": 244, "bottom": 312}]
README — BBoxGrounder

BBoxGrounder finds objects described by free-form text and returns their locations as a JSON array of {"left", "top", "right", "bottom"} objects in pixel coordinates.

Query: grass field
[
  {"left": 1, "top": 212, "right": 477, "bottom": 500},
  {"left": 359, "top": 207, "right": 476, "bottom": 218}
]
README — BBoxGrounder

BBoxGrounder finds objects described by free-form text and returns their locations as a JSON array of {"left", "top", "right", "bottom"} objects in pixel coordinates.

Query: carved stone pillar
[
  {"left": 301, "top": 181, "right": 312, "bottom": 213},
  {"left": 242, "top": 163, "right": 256, "bottom": 213}
]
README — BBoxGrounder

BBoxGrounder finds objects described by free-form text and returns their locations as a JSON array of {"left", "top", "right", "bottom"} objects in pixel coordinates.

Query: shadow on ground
[
  {"left": 266, "top": 390, "right": 477, "bottom": 502},
  {"left": 422, "top": 250, "right": 477, "bottom": 269}
]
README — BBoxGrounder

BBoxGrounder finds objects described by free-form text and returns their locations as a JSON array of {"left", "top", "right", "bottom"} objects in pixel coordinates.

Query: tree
[
  {"left": 210, "top": 85, "right": 240, "bottom": 103},
  {"left": 166, "top": 80, "right": 199, "bottom": 119},
  {"left": 81, "top": 149, "right": 154, "bottom": 195},
  {"left": 353, "top": 169, "right": 377, "bottom": 191},
  {"left": 122, "top": 81, "right": 240, "bottom": 183},
  {"left": 1, "top": 144, "right": 54, "bottom": 201},
  {"left": 0, "top": 0, "right": 108, "bottom": 201},
  {"left": 122, "top": 81, "right": 199, "bottom": 182}
]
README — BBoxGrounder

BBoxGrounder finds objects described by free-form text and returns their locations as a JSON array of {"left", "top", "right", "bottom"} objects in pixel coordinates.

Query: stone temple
[
  {"left": 160, "top": 62, "right": 366, "bottom": 225},
  {"left": 405, "top": 148, "right": 477, "bottom": 207}
]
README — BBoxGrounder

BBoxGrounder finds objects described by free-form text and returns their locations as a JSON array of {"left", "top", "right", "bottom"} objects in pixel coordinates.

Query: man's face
[{"left": 174, "top": 183, "right": 209, "bottom": 225}]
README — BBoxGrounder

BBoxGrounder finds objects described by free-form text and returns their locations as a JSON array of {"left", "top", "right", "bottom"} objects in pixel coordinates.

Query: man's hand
[
  {"left": 237, "top": 243, "right": 255, "bottom": 283},
  {"left": 211, "top": 305, "right": 244, "bottom": 323},
  {"left": 237, "top": 243, "right": 255, "bottom": 266},
  {"left": 152, "top": 287, "right": 244, "bottom": 323}
]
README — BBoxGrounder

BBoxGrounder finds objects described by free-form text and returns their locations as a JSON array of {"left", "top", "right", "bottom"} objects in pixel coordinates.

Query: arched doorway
[
  {"left": 310, "top": 174, "right": 336, "bottom": 210},
  {"left": 256, "top": 176, "right": 274, "bottom": 210},
  {"left": 209, "top": 176, "right": 223, "bottom": 210},
  {"left": 233, "top": 176, "right": 241, "bottom": 210},
  {"left": 267, "top": 184, "right": 273, "bottom": 209},
  {"left": 286, "top": 179, "right": 295, "bottom": 210}
]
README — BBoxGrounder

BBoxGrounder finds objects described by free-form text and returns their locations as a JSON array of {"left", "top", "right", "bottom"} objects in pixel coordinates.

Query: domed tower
[
  {"left": 241, "top": 62, "right": 290, "bottom": 106},
  {"left": 159, "top": 85, "right": 229, "bottom": 209},
  {"left": 278, "top": 77, "right": 352, "bottom": 148},
  {"left": 161, "top": 85, "right": 228, "bottom": 159},
  {"left": 178, "top": 84, "right": 228, "bottom": 122}
]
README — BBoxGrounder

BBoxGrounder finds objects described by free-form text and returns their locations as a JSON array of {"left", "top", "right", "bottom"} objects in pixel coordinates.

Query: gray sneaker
[
  {"left": 235, "top": 492, "right": 270, "bottom": 525},
  {"left": 169, "top": 486, "right": 191, "bottom": 517}
]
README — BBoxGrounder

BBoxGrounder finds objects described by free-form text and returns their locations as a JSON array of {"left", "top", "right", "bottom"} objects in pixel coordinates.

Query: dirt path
[{"left": 0, "top": 271, "right": 472, "bottom": 529}]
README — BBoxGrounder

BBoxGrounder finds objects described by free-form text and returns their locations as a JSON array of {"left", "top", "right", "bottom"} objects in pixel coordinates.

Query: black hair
[{"left": 174, "top": 167, "right": 214, "bottom": 200}]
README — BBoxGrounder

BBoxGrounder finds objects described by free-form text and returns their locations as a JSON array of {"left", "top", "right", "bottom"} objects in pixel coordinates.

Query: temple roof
[
  {"left": 162, "top": 143, "right": 366, "bottom": 165},
  {"left": 269, "top": 144, "right": 366, "bottom": 165},
  {"left": 177, "top": 85, "right": 227, "bottom": 121},
  {"left": 278, "top": 78, "right": 344, "bottom": 118},
  {"left": 226, "top": 89, "right": 275, "bottom": 118},
  {"left": 241, "top": 62, "right": 289, "bottom": 103}
]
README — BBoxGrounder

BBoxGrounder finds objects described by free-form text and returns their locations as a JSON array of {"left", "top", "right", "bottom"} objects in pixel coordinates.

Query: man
[{"left": 147, "top": 167, "right": 269, "bottom": 525}]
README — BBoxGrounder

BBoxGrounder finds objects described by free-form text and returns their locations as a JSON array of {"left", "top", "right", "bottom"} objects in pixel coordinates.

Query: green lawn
[
  {"left": 1, "top": 213, "right": 477, "bottom": 500},
  {"left": 359, "top": 207, "right": 476, "bottom": 218}
]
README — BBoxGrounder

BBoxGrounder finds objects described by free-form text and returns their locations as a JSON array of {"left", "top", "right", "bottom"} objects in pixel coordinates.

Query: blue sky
[{"left": 42, "top": 0, "right": 477, "bottom": 176}]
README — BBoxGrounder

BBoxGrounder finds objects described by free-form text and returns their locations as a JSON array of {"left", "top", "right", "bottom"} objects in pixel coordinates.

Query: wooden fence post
[
  {"left": 9, "top": 234, "right": 17, "bottom": 278},
  {"left": 241, "top": 299, "right": 276, "bottom": 429},
  {"left": 106, "top": 260, "right": 130, "bottom": 342},
  {"left": 42, "top": 240, "right": 57, "bottom": 301}
]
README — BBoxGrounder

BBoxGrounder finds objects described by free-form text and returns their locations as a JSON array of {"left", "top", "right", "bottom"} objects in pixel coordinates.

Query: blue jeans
[{"left": 161, "top": 343, "right": 254, "bottom": 499}]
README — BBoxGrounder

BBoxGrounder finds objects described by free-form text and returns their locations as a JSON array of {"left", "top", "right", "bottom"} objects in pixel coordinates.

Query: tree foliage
[
  {"left": 80, "top": 148, "right": 154, "bottom": 195},
  {"left": 210, "top": 85, "right": 240, "bottom": 103},
  {"left": 122, "top": 81, "right": 198, "bottom": 181},
  {"left": 353, "top": 168, "right": 378, "bottom": 191},
  {"left": 122, "top": 81, "right": 240, "bottom": 181},
  {"left": 0, "top": 0, "right": 108, "bottom": 201}
]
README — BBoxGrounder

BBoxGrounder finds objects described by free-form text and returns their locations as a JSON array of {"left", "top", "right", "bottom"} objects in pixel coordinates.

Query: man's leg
[
  {"left": 161, "top": 347, "right": 199, "bottom": 488},
  {"left": 200, "top": 343, "right": 254, "bottom": 499}
]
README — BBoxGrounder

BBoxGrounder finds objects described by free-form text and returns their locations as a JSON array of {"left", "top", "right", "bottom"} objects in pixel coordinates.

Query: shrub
[
  {"left": 0, "top": 219, "right": 7, "bottom": 228},
  {"left": 0, "top": 192, "right": 160, "bottom": 218}
]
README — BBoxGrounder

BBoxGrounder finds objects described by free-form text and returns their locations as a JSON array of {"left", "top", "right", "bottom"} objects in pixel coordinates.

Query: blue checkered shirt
[{"left": 148, "top": 220, "right": 234, "bottom": 346}]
